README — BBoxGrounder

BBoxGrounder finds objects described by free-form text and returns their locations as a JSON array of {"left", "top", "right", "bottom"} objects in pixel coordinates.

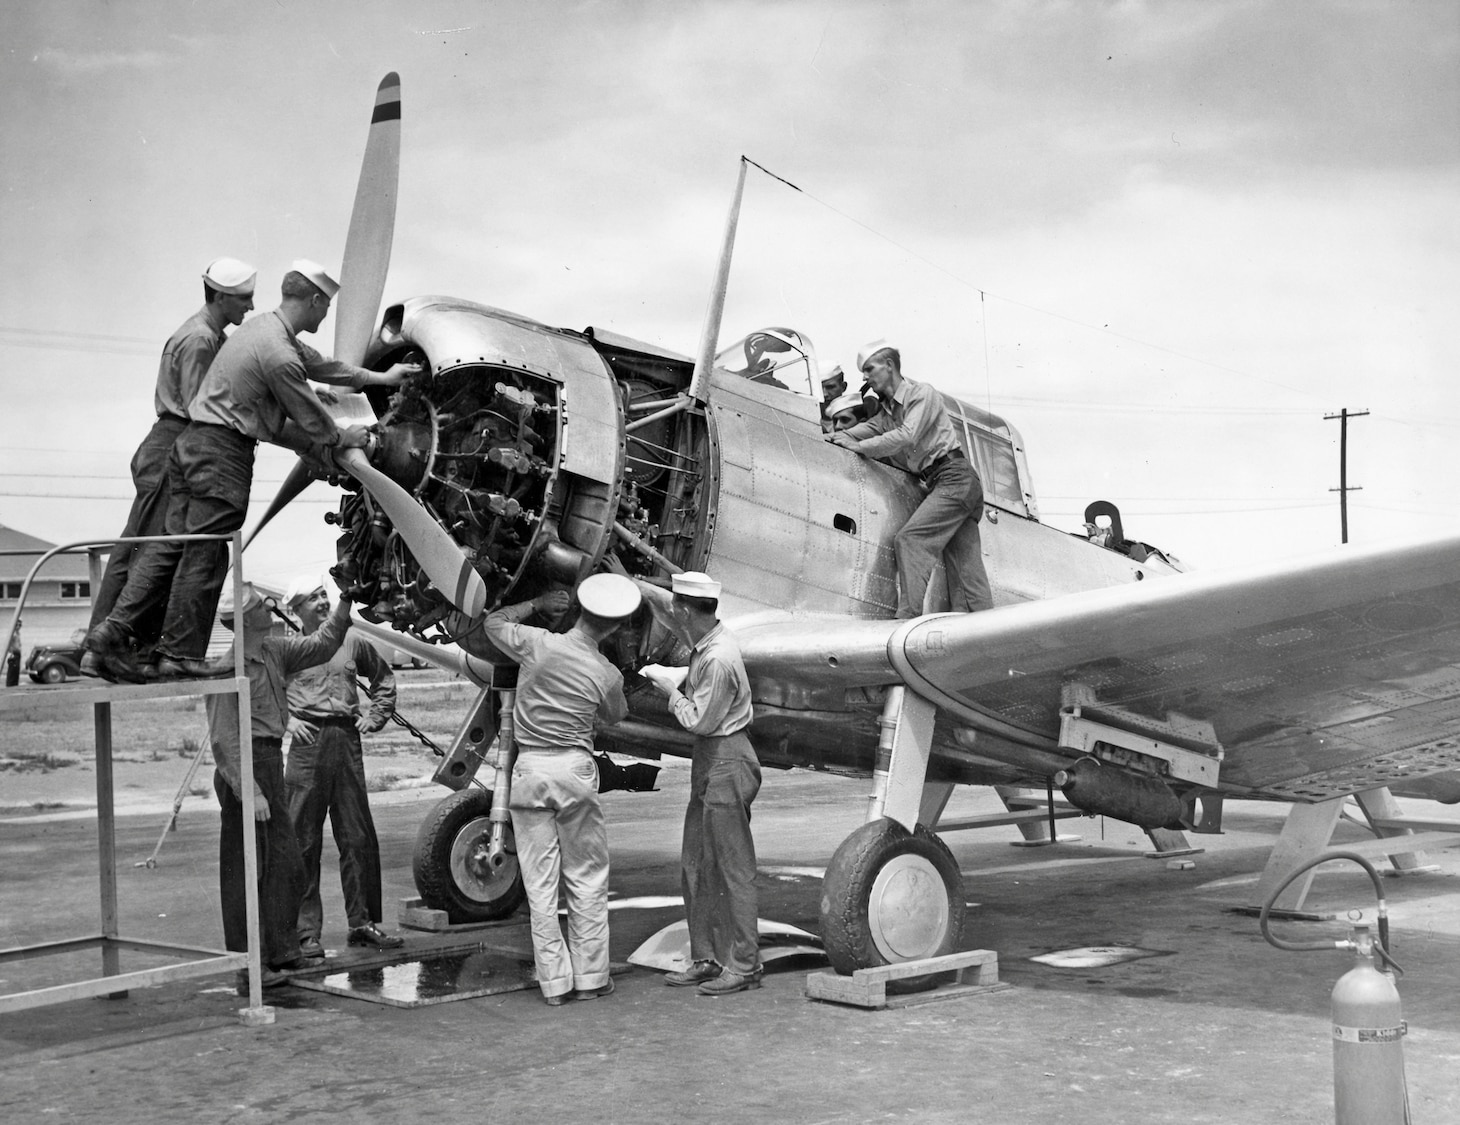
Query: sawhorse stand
[{"left": 1245, "top": 786, "right": 1460, "bottom": 915}]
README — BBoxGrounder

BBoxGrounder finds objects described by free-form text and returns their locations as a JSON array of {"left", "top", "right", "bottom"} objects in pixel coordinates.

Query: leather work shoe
[
  {"left": 347, "top": 923, "right": 404, "bottom": 949},
  {"left": 663, "top": 960, "right": 721, "bottom": 987},
  {"left": 79, "top": 651, "right": 107, "bottom": 679},
  {"left": 84, "top": 620, "right": 132, "bottom": 657},
  {"left": 298, "top": 938, "right": 325, "bottom": 959},
  {"left": 100, "top": 652, "right": 158, "bottom": 684},
  {"left": 697, "top": 968, "right": 764, "bottom": 997},
  {"left": 573, "top": 978, "right": 615, "bottom": 1001},
  {"left": 155, "top": 656, "right": 234, "bottom": 679},
  {"left": 542, "top": 991, "right": 574, "bottom": 1007},
  {"left": 235, "top": 968, "right": 290, "bottom": 995}
]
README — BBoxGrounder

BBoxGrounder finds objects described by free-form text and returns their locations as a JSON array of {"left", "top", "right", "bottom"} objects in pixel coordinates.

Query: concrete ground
[{"left": 2, "top": 765, "right": 1458, "bottom": 1124}]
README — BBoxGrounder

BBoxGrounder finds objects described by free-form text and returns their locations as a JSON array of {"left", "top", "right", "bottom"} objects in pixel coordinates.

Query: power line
[{"left": 743, "top": 159, "right": 1328, "bottom": 405}]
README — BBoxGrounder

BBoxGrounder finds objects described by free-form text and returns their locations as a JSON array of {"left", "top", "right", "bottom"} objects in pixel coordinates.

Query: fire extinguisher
[{"left": 1259, "top": 850, "right": 1410, "bottom": 1125}]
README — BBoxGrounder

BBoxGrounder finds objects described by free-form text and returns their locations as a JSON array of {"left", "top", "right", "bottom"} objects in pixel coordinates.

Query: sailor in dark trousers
[
  {"left": 283, "top": 575, "right": 401, "bottom": 955},
  {"left": 638, "top": 571, "right": 763, "bottom": 997},
  {"left": 205, "top": 582, "right": 354, "bottom": 992},
  {"left": 83, "top": 258, "right": 256, "bottom": 678},
  {"left": 829, "top": 339, "right": 993, "bottom": 617}
]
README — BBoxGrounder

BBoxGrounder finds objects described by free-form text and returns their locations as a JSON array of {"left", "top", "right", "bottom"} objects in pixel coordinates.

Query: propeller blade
[
  {"left": 334, "top": 446, "right": 487, "bottom": 618},
  {"left": 242, "top": 458, "right": 318, "bottom": 551},
  {"left": 335, "top": 72, "right": 401, "bottom": 366}
]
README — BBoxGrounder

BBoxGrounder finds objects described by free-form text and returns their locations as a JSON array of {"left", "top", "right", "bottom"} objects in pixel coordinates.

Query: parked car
[{"left": 27, "top": 630, "right": 85, "bottom": 684}]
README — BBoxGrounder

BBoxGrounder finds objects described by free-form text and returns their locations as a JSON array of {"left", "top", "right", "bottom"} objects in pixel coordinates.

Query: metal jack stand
[{"left": 136, "top": 734, "right": 212, "bottom": 869}]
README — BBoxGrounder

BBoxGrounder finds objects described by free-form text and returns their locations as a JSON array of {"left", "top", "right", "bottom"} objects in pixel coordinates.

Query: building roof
[{"left": 0, "top": 522, "right": 93, "bottom": 582}]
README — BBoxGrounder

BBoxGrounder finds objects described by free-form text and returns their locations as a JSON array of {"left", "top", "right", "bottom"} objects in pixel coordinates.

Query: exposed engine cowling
[
  {"left": 332, "top": 365, "right": 563, "bottom": 644},
  {"left": 330, "top": 297, "right": 706, "bottom": 662}
]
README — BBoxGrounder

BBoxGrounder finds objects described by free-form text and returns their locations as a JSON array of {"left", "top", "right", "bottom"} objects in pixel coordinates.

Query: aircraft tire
[
  {"left": 820, "top": 818, "right": 965, "bottom": 975},
  {"left": 412, "top": 788, "right": 526, "bottom": 924}
]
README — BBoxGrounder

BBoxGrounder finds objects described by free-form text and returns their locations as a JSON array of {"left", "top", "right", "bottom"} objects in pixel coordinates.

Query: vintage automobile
[{"left": 27, "top": 630, "right": 85, "bottom": 684}]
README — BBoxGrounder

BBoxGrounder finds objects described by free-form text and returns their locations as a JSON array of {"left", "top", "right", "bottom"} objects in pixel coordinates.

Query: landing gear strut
[{"left": 818, "top": 686, "right": 967, "bottom": 972}]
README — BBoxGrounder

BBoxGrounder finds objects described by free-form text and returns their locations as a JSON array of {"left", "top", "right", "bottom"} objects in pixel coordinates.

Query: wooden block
[
  {"left": 397, "top": 897, "right": 453, "bottom": 932},
  {"left": 806, "top": 950, "right": 1001, "bottom": 1009}
]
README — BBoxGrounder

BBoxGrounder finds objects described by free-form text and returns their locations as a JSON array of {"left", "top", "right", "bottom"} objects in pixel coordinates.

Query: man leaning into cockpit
[{"left": 828, "top": 339, "right": 992, "bottom": 617}]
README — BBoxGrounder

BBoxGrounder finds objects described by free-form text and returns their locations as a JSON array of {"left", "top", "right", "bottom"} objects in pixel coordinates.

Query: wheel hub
[
  {"left": 866, "top": 853, "right": 951, "bottom": 962},
  {"left": 449, "top": 815, "right": 517, "bottom": 904}
]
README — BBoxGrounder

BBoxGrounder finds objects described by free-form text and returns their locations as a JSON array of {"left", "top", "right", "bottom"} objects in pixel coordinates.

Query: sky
[{"left": 2, "top": 0, "right": 1458, "bottom": 589}]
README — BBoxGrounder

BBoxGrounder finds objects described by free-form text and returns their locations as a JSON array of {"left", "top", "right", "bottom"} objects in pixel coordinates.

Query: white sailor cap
[
  {"left": 826, "top": 390, "right": 864, "bottom": 418},
  {"left": 819, "top": 364, "right": 845, "bottom": 388},
  {"left": 286, "top": 574, "right": 328, "bottom": 608},
  {"left": 203, "top": 257, "right": 257, "bottom": 295},
  {"left": 577, "top": 573, "right": 641, "bottom": 619},
  {"left": 291, "top": 258, "right": 341, "bottom": 299},
  {"left": 671, "top": 571, "right": 721, "bottom": 600},
  {"left": 856, "top": 339, "right": 895, "bottom": 371},
  {"left": 218, "top": 582, "right": 265, "bottom": 620}
]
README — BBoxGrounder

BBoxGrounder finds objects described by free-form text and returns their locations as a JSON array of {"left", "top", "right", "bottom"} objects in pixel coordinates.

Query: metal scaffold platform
[{"left": 1, "top": 533, "right": 272, "bottom": 1024}]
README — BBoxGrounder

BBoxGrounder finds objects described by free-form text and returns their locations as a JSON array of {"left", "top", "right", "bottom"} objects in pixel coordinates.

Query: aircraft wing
[{"left": 733, "top": 532, "right": 1460, "bottom": 802}]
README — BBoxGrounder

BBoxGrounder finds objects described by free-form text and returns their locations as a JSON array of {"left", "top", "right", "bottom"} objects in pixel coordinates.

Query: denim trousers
[
  {"left": 894, "top": 455, "right": 993, "bottom": 616},
  {"left": 110, "top": 423, "right": 255, "bottom": 658},
  {"left": 285, "top": 718, "right": 383, "bottom": 940},
  {"left": 89, "top": 414, "right": 186, "bottom": 636},
  {"left": 215, "top": 741, "right": 305, "bottom": 969},
  {"left": 682, "top": 731, "right": 762, "bottom": 975},
  {"left": 508, "top": 749, "right": 611, "bottom": 998}
]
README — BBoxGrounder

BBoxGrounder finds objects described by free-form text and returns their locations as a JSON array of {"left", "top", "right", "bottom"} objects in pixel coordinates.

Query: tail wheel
[
  {"left": 412, "top": 788, "right": 526, "bottom": 923},
  {"left": 820, "top": 818, "right": 966, "bottom": 975}
]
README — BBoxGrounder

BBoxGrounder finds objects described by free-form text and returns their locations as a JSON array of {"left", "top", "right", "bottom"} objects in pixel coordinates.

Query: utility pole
[{"left": 1324, "top": 408, "right": 1368, "bottom": 544}]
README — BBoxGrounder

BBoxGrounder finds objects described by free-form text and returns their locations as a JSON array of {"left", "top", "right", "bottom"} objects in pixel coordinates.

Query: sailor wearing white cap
[
  {"left": 484, "top": 573, "right": 643, "bottom": 1006},
  {"left": 204, "top": 257, "right": 258, "bottom": 295},
  {"left": 636, "top": 570, "right": 762, "bottom": 996},
  {"left": 289, "top": 258, "right": 341, "bottom": 300},
  {"left": 828, "top": 340, "right": 993, "bottom": 616},
  {"left": 283, "top": 576, "right": 401, "bottom": 956},
  {"left": 206, "top": 580, "right": 358, "bottom": 988},
  {"left": 825, "top": 390, "right": 867, "bottom": 432},
  {"left": 86, "top": 264, "right": 424, "bottom": 678},
  {"left": 82, "top": 257, "right": 258, "bottom": 679}
]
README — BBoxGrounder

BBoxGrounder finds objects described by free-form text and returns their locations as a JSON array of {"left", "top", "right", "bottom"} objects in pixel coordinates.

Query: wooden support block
[
  {"left": 806, "top": 949, "right": 1006, "bottom": 1010},
  {"left": 397, "top": 897, "right": 520, "bottom": 934},
  {"left": 237, "top": 1005, "right": 276, "bottom": 1027}
]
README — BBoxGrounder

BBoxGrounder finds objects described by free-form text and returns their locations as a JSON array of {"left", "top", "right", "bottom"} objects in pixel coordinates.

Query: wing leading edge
[{"left": 735, "top": 533, "right": 1460, "bottom": 802}]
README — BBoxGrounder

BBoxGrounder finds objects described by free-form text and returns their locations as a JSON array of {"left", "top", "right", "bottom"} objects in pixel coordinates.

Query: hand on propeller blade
[{"left": 338, "top": 424, "right": 376, "bottom": 450}]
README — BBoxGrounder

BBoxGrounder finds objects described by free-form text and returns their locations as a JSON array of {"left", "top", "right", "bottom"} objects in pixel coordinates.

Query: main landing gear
[
  {"left": 818, "top": 687, "right": 967, "bottom": 974},
  {"left": 412, "top": 788, "right": 526, "bottom": 924}
]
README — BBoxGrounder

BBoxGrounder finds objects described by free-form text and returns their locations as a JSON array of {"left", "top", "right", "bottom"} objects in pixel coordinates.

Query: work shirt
[
  {"left": 484, "top": 602, "right": 628, "bottom": 754},
  {"left": 189, "top": 310, "right": 369, "bottom": 447},
  {"left": 204, "top": 602, "right": 352, "bottom": 793},
  {"left": 666, "top": 621, "right": 753, "bottom": 738},
  {"left": 841, "top": 376, "right": 960, "bottom": 476},
  {"left": 154, "top": 307, "right": 225, "bottom": 420},
  {"left": 286, "top": 630, "right": 396, "bottom": 729}
]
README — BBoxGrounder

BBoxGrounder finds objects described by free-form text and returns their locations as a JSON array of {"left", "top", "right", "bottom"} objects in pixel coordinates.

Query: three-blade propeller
[{"left": 243, "top": 72, "right": 486, "bottom": 618}]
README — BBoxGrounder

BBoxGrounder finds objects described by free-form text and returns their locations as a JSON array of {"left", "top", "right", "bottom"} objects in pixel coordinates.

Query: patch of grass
[
  {"left": 366, "top": 768, "right": 423, "bottom": 793},
  {"left": 0, "top": 749, "right": 79, "bottom": 773}
]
